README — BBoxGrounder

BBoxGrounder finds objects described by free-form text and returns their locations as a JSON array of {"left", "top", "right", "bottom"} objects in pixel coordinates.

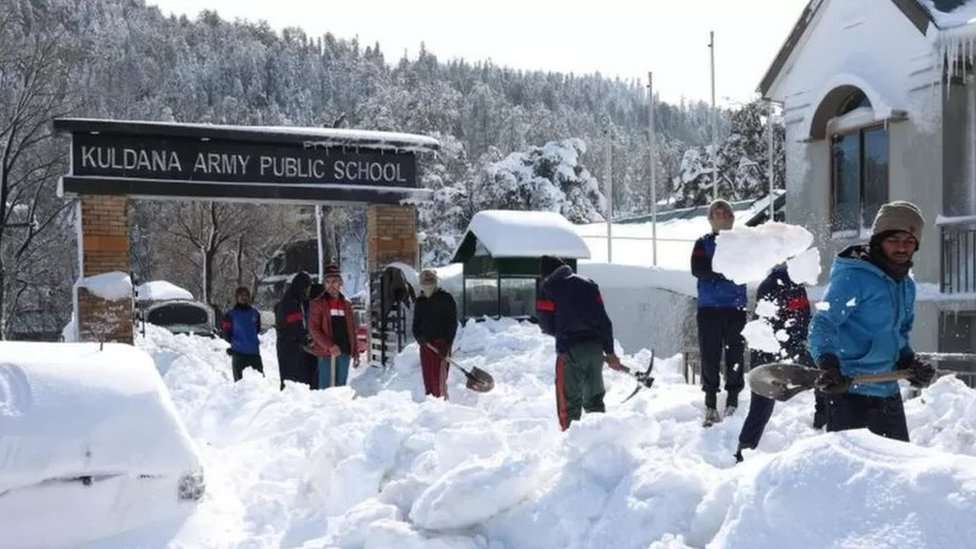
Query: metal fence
[{"left": 941, "top": 219, "right": 976, "bottom": 294}]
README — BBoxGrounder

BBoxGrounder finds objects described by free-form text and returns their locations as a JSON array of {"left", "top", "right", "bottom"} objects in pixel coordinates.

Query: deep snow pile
[{"left": 27, "top": 321, "right": 976, "bottom": 548}]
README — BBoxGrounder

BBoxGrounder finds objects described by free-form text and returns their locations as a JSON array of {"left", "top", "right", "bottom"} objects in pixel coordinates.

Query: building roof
[
  {"left": 450, "top": 210, "right": 591, "bottom": 264},
  {"left": 758, "top": 0, "right": 973, "bottom": 97}
]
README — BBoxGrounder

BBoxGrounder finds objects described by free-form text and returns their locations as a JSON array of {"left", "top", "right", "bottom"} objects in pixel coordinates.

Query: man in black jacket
[
  {"left": 412, "top": 269, "right": 458, "bottom": 399},
  {"left": 536, "top": 256, "right": 628, "bottom": 431},
  {"left": 274, "top": 272, "right": 316, "bottom": 390},
  {"left": 735, "top": 263, "right": 821, "bottom": 462}
]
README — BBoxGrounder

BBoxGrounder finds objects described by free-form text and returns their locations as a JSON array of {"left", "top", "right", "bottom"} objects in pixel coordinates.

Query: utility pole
[
  {"left": 767, "top": 100, "right": 776, "bottom": 222},
  {"left": 709, "top": 30, "right": 718, "bottom": 201},
  {"left": 315, "top": 204, "right": 324, "bottom": 282},
  {"left": 603, "top": 114, "right": 613, "bottom": 263},
  {"left": 648, "top": 72, "right": 658, "bottom": 266}
]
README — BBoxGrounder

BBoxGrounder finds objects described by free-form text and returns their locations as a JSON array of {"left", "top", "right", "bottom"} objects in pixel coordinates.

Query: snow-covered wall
[{"left": 579, "top": 263, "right": 698, "bottom": 357}]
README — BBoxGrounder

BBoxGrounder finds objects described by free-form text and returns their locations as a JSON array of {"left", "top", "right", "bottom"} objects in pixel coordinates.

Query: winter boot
[
  {"left": 724, "top": 391, "right": 739, "bottom": 418},
  {"left": 703, "top": 407, "right": 721, "bottom": 427},
  {"left": 734, "top": 444, "right": 745, "bottom": 463}
]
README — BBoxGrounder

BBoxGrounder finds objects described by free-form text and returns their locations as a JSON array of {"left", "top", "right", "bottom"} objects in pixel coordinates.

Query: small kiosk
[{"left": 450, "top": 210, "right": 590, "bottom": 320}]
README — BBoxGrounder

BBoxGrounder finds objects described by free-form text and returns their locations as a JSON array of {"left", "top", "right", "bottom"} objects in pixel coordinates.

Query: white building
[{"left": 760, "top": 0, "right": 976, "bottom": 358}]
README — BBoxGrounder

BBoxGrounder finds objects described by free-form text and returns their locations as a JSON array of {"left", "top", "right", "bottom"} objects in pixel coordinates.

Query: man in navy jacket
[
  {"left": 691, "top": 200, "right": 747, "bottom": 426},
  {"left": 221, "top": 286, "right": 264, "bottom": 381},
  {"left": 536, "top": 256, "right": 628, "bottom": 431}
]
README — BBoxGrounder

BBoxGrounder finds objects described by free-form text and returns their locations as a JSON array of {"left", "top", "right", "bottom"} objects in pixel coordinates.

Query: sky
[{"left": 147, "top": 0, "right": 810, "bottom": 106}]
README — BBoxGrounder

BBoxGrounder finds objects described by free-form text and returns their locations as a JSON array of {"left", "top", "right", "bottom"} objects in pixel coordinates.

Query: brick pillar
[
  {"left": 77, "top": 196, "right": 133, "bottom": 344},
  {"left": 367, "top": 205, "right": 418, "bottom": 272}
]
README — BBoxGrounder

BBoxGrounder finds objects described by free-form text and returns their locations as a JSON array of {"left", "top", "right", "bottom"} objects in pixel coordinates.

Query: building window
[{"left": 830, "top": 93, "right": 889, "bottom": 233}]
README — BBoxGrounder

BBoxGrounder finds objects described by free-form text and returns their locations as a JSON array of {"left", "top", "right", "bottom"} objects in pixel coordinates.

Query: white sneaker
[{"left": 724, "top": 405, "right": 737, "bottom": 418}]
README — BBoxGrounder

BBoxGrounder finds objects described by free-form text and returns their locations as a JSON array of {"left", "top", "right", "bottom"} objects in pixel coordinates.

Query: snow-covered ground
[{"left": 13, "top": 320, "right": 969, "bottom": 548}]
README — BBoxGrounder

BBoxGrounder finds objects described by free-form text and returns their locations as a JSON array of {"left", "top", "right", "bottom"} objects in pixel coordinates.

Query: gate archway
[{"left": 54, "top": 118, "right": 437, "bottom": 367}]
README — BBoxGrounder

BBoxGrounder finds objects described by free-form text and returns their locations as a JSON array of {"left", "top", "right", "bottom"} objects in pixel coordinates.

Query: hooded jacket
[
  {"left": 751, "top": 264, "right": 812, "bottom": 366},
  {"left": 275, "top": 273, "right": 311, "bottom": 346},
  {"left": 808, "top": 246, "right": 915, "bottom": 397},
  {"left": 535, "top": 265, "right": 614, "bottom": 354}
]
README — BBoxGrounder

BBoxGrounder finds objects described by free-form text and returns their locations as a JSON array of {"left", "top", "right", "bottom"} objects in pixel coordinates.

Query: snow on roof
[
  {"left": 919, "top": 0, "right": 976, "bottom": 29},
  {"left": 54, "top": 118, "right": 440, "bottom": 153},
  {"left": 136, "top": 280, "right": 193, "bottom": 302},
  {"left": 578, "top": 262, "right": 697, "bottom": 297},
  {"left": 457, "top": 210, "right": 591, "bottom": 260},
  {"left": 77, "top": 271, "right": 132, "bottom": 301}
]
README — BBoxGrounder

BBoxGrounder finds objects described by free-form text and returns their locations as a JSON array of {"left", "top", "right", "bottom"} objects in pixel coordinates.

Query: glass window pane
[
  {"left": 500, "top": 278, "right": 537, "bottom": 317},
  {"left": 831, "top": 133, "right": 860, "bottom": 232},
  {"left": 464, "top": 278, "right": 498, "bottom": 317},
  {"left": 862, "top": 127, "right": 889, "bottom": 229}
]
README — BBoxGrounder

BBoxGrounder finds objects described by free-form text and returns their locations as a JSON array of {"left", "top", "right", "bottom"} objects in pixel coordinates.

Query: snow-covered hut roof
[{"left": 450, "top": 210, "right": 591, "bottom": 263}]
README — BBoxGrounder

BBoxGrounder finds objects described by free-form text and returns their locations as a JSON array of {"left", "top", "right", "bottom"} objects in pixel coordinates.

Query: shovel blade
[
  {"left": 464, "top": 366, "right": 495, "bottom": 393},
  {"left": 747, "top": 363, "right": 821, "bottom": 402}
]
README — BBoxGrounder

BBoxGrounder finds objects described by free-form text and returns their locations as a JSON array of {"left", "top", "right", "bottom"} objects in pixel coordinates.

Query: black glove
[
  {"left": 815, "top": 354, "right": 849, "bottom": 394},
  {"left": 899, "top": 355, "right": 936, "bottom": 388}
]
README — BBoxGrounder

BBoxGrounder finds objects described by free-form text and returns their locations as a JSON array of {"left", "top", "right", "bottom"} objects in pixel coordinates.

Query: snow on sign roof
[
  {"left": 53, "top": 118, "right": 440, "bottom": 153},
  {"left": 455, "top": 210, "right": 591, "bottom": 260}
]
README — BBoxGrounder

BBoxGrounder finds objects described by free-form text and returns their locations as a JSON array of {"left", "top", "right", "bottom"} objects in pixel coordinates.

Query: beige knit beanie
[{"left": 871, "top": 201, "right": 924, "bottom": 246}]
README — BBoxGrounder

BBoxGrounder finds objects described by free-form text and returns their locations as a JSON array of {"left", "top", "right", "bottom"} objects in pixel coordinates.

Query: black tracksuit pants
[
  {"left": 697, "top": 307, "right": 746, "bottom": 409},
  {"left": 738, "top": 391, "right": 829, "bottom": 450},
  {"left": 231, "top": 352, "right": 264, "bottom": 381}
]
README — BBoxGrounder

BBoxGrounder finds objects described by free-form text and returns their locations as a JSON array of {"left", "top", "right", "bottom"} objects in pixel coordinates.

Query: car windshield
[{"left": 147, "top": 303, "right": 209, "bottom": 326}]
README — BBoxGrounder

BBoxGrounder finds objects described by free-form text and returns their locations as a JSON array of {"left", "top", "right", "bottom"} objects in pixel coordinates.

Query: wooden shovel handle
[{"left": 850, "top": 369, "right": 913, "bottom": 384}]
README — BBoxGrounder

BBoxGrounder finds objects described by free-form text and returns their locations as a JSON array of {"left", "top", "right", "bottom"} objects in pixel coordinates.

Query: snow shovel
[
  {"left": 424, "top": 343, "right": 494, "bottom": 393},
  {"left": 747, "top": 363, "right": 914, "bottom": 402},
  {"left": 621, "top": 350, "right": 655, "bottom": 404}
]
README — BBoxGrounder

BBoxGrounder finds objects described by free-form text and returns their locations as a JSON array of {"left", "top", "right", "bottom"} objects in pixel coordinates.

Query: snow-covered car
[
  {"left": 0, "top": 342, "right": 204, "bottom": 548},
  {"left": 142, "top": 299, "right": 216, "bottom": 338}
]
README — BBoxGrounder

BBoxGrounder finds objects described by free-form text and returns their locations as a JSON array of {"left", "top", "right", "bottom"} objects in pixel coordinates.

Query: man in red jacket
[{"left": 309, "top": 264, "right": 359, "bottom": 388}]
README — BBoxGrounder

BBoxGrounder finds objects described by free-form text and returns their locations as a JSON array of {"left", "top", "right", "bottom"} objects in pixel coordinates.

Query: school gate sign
[{"left": 54, "top": 118, "right": 438, "bottom": 344}]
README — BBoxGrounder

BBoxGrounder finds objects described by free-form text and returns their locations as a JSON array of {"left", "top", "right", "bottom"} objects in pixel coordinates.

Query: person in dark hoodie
[
  {"left": 536, "top": 256, "right": 628, "bottom": 431},
  {"left": 274, "top": 271, "right": 316, "bottom": 390},
  {"left": 809, "top": 201, "right": 936, "bottom": 441},
  {"left": 735, "top": 263, "right": 819, "bottom": 462},
  {"left": 412, "top": 269, "right": 458, "bottom": 399},
  {"left": 691, "top": 199, "right": 748, "bottom": 427},
  {"left": 221, "top": 286, "right": 264, "bottom": 381}
]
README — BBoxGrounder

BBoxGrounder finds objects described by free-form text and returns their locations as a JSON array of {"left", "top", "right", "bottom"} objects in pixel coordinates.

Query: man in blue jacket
[
  {"left": 691, "top": 200, "right": 748, "bottom": 426},
  {"left": 221, "top": 286, "right": 264, "bottom": 381},
  {"left": 536, "top": 256, "right": 628, "bottom": 431},
  {"left": 809, "top": 201, "right": 936, "bottom": 441}
]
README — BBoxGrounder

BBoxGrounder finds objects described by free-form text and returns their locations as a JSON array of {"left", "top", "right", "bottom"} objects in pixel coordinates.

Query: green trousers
[{"left": 555, "top": 340, "right": 606, "bottom": 430}]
